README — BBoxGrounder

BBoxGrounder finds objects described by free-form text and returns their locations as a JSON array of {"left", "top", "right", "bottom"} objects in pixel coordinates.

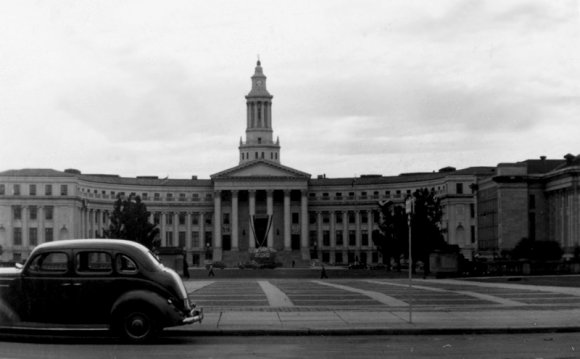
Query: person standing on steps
[
  {"left": 320, "top": 264, "right": 328, "bottom": 279},
  {"left": 208, "top": 263, "right": 215, "bottom": 277}
]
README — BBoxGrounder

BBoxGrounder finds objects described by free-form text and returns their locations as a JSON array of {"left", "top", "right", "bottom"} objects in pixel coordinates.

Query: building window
[
  {"left": 470, "top": 204, "right": 475, "bottom": 218},
  {"left": 14, "top": 184, "right": 21, "bottom": 196},
  {"left": 361, "top": 212, "right": 368, "bottom": 224},
  {"left": 292, "top": 212, "right": 299, "bottom": 224},
  {"left": 192, "top": 232, "right": 200, "bottom": 248},
  {"left": 153, "top": 213, "right": 160, "bottom": 225},
  {"left": 223, "top": 213, "right": 230, "bottom": 225},
  {"left": 456, "top": 183, "right": 464, "bottom": 194},
  {"left": 323, "top": 231, "right": 330, "bottom": 246},
  {"left": 166, "top": 214, "right": 173, "bottom": 225},
  {"left": 13, "top": 228, "right": 22, "bottom": 246},
  {"left": 335, "top": 252, "right": 343, "bottom": 264},
  {"left": 309, "top": 212, "right": 316, "bottom": 224},
  {"left": 178, "top": 232, "right": 186, "bottom": 248},
  {"left": 13, "top": 206, "right": 22, "bottom": 221},
  {"left": 29, "top": 228, "right": 38, "bottom": 246},
  {"left": 0, "top": 184, "right": 5, "bottom": 195},
  {"left": 60, "top": 185, "right": 68, "bottom": 196},
  {"left": 142, "top": 193, "right": 148, "bottom": 200},
  {"left": 192, "top": 213, "right": 199, "bottom": 225},
  {"left": 29, "top": 184, "right": 36, "bottom": 196},
  {"left": 45, "top": 206, "right": 53, "bottom": 220},
  {"left": 166, "top": 232, "right": 173, "bottom": 246},
  {"left": 29, "top": 206, "right": 37, "bottom": 220},
  {"left": 179, "top": 212, "right": 186, "bottom": 225},
  {"left": 336, "top": 213, "right": 343, "bottom": 224},
  {"left": 154, "top": 193, "right": 160, "bottom": 201},
  {"left": 336, "top": 231, "right": 343, "bottom": 246},
  {"left": 322, "top": 212, "right": 329, "bottom": 224},
  {"left": 348, "top": 212, "right": 355, "bottom": 224},
  {"left": 45, "top": 228, "right": 53, "bottom": 242},
  {"left": 361, "top": 230, "right": 369, "bottom": 246},
  {"left": 205, "top": 215, "right": 212, "bottom": 226},
  {"left": 529, "top": 195, "right": 536, "bottom": 210},
  {"left": 348, "top": 230, "right": 356, "bottom": 246}
]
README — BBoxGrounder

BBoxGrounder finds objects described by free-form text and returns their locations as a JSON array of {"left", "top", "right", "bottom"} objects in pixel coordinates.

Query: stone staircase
[{"left": 219, "top": 250, "right": 310, "bottom": 268}]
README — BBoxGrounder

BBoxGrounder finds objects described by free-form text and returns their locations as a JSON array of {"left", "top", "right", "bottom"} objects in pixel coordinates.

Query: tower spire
[{"left": 239, "top": 60, "right": 280, "bottom": 164}]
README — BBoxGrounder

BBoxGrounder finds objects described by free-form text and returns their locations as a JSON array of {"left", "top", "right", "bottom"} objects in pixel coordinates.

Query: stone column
[
  {"left": 160, "top": 212, "right": 166, "bottom": 246},
  {"left": 232, "top": 190, "right": 239, "bottom": 251},
  {"left": 283, "top": 190, "right": 291, "bottom": 250},
  {"left": 22, "top": 206, "right": 28, "bottom": 247},
  {"left": 355, "top": 210, "right": 362, "bottom": 248},
  {"left": 214, "top": 191, "right": 222, "bottom": 260},
  {"left": 300, "top": 190, "right": 309, "bottom": 259},
  {"left": 342, "top": 211, "right": 348, "bottom": 249},
  {"left": 39, "top": 206, "right": 45, "bottom": 243},
  {"left": 266, "top": 190, "right": 274, "bottom": 248},
  {"left": 173, "top": 212, "right": 179, "bottom": 247},
  {"left": 330, "top": 211, "right": 336, "bottom": 248},
  {"left": 316, "top": 211, "right": 323, "bottom": 251},
  {"left": 199, "top": 212, "right": 206, "bottom": 246},
  {"left": 248, "top": 190, "right": 256, "bottom": 249},
  {"left": 186, "top": 212, "right": 192, "bottom": 249}
]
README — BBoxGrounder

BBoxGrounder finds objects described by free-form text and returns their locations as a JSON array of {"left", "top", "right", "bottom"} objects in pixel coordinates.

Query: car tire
[{"left": 113, "top": 305, "right": 160, "bottom": 343}]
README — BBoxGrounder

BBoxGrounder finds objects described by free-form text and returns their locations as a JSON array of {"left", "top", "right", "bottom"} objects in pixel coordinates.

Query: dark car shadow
[{"left": 0, "top": 328, "right": 195, "bottom": 345}]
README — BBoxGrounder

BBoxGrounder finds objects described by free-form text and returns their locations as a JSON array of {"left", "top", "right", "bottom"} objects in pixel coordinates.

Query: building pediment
[{"left": 211, "top": 160, "right": 310, "bottom": 180}]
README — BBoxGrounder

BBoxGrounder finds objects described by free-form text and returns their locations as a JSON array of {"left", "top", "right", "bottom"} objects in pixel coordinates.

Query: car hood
[{"left": 0, "top": 267, "right": 21, "bottom": 277}]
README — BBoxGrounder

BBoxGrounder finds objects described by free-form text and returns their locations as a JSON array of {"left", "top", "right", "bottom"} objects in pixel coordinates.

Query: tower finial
[{"left": 257, "top": 54, "right": 261, "bottom": 66}]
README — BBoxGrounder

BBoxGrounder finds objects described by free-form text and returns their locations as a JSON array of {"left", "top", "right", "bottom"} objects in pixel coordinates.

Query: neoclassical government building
[{"left": 1, "top": 62, "right": 579, "bottom": 266}]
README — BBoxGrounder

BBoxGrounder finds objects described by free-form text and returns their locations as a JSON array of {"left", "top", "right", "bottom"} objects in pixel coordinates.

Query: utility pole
[{"left": 405, "top": 195, "right": 414, "bottom": 323}]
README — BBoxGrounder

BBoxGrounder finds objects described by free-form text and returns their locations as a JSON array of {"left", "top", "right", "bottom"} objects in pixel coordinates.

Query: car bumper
[{"left": 182, "top": 307, "right": 203, "bottom": 325}]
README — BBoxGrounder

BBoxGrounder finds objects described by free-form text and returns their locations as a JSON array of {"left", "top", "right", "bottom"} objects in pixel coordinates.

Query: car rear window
[
  {"left": 76, "top": 251, "right": 113, "bottom": 274},
  {"left": 115, "top": 254, "right": 138, "bottom": 274}
]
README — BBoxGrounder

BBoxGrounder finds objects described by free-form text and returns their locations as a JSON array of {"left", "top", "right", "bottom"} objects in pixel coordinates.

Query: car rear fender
[{"left": 111, "top": 290, "right": 181, "bottom": 327}]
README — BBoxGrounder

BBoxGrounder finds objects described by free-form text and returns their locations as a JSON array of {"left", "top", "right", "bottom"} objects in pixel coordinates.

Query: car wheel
[{"left": 114, "top": 306, "right": 160, "bottom": 343}]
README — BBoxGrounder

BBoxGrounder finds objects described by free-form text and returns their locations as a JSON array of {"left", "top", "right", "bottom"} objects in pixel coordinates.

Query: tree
[
  {"left": 104, "top": 194, "right": 159, "bottom": 250},
  {"left": 373, "top": 201, "right": 408, "bottom": 271},
  {"left": 374, "top": 188, "right": 447, "bottom": 274},
  {"left": 409, "top": 188, "right": 447, "bottom": 273},
  {"left": 511, "top": 237, "right": 562, "bottom": 261}
]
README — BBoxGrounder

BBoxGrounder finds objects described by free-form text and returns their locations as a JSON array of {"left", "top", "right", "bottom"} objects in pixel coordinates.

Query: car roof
[{"left": 34, "top": 239, "right": 149, "bottom": 253}]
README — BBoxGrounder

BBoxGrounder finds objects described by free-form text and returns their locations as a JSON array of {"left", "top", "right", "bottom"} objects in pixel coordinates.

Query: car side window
[
  {"left": 28, "top": 252, "right": 69, "bottom": 274},
  {"left": 76, "top": 251, "right": 113, "bottom": 274},
  {"left": 115, "top": 254, "right": 138, "bottom": 274}
]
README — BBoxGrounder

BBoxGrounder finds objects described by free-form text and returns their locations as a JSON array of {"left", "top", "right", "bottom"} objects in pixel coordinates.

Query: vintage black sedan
[{"left": 0, "top": 239, "right": 203, "bottom": 342}]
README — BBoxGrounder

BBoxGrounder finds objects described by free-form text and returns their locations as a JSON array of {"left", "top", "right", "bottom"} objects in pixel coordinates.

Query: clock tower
[{"left": 239, "top": 60, "right": 281, "bottom": 164}]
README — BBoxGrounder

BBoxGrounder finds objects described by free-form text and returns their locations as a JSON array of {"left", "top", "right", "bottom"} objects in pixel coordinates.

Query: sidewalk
[{"left": 167, "top": 308, "right": 580, "bottom": 336}]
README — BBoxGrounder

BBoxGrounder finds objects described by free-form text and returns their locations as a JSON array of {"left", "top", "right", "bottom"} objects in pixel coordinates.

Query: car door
[
  {"left": 69, "top": 250, "right": 116, "bottom": 323},
  {"left": 21, "top": 250, "right": 75, "bottom": 323}
]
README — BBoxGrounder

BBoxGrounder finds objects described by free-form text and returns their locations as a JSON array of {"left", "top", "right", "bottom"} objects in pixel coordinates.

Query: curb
[{"left": 3, "top": 326, "right": 580, "bottom": 338}]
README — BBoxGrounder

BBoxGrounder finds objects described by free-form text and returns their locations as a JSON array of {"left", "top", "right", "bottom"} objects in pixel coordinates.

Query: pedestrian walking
[
  {"left": 208, "top": 263, "right": 215, "bottom": 277},
  {"left": 320, "top": 264, "right": 328, "bottom": 279}
]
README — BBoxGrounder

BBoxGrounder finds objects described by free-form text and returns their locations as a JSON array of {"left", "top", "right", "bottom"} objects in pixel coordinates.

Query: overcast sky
[{"left": 1, "top": 0, "right": 579, "bottom": 179}]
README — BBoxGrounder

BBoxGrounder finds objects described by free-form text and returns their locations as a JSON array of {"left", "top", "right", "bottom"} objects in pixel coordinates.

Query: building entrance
[{"left": 252, "top": 215, "right": 272, "bottom": 248}]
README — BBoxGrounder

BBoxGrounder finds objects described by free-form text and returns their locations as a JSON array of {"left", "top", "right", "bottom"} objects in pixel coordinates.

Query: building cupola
[{"left": 239, "top": 60, "right": 281, "bottom": 164}]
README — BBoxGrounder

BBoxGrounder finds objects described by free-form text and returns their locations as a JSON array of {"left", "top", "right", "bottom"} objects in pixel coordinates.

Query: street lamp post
[{"left": 405, "top": 196, "right": 414, "bottom": 324}]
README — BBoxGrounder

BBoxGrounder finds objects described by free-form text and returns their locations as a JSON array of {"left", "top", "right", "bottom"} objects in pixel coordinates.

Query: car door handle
[
  {"left": 61, "top": 283, "right": 72, "bottom": 287},
  {"left": 72, "top": 283, "right": 82, "bottom": 287}
]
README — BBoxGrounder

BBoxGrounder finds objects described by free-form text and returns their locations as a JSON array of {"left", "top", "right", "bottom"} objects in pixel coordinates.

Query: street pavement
[
  {"left": 168, "top": 277, "right": 580, "bottom": 336},
  {"left": 3, "top": 277, "right": 580, "bottom": 337}
]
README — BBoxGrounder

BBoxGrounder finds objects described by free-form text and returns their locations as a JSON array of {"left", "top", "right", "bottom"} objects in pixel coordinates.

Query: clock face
[{"left": 256, "top": 80, "right": 262, "bottom": 87}]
